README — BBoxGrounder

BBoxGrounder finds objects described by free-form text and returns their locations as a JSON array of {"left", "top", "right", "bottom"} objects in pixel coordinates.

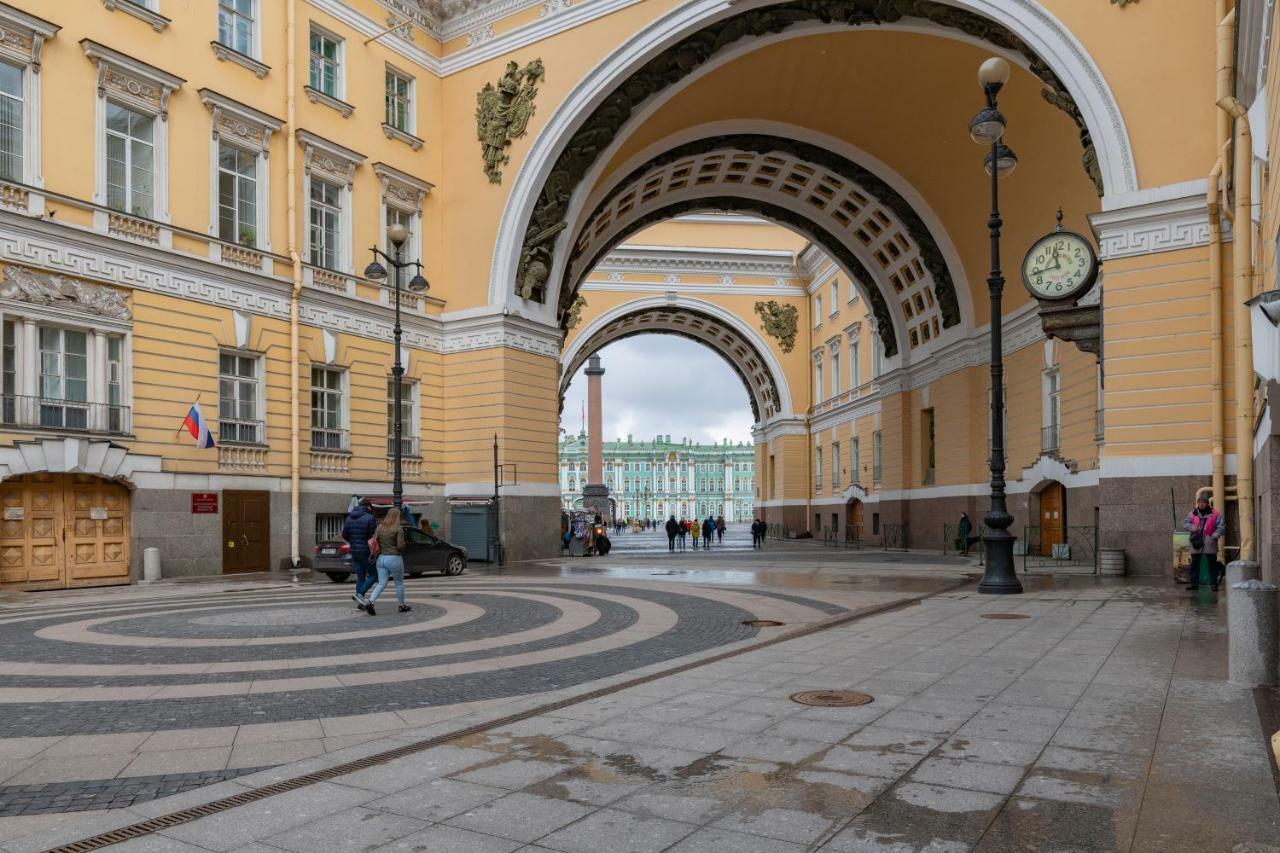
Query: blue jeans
[
  {"left": 351, "top": 553, "right": 375, "bottom": 597},
  {"left": 369, "top": 555, "right": 405, "bottom": 606}
]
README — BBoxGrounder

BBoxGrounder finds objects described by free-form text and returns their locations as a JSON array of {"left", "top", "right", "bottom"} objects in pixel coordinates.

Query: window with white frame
[
  {"left": 829, "top": 282, "right": 838, "bottom": 315},
  {"left": 38, "top": 326, "right": 88, "bottom": 429},
  {"left": 831, "top": 440, "right": 840, "bottom": 488},
  {"left": 385, "top": 206, "right": 414, "bottom": 260},
  {"left": 309, "top": 28, "right": 341, "bottom": 98},
  {"left": 873, "top": 430, "right": 882, "bottom": 483},
  {"left": 0, "top": 62, "right": 21, "bottom": 183},
  {"left": 1043, "top": 367, "right": 1061, "bottom": 452},
  {"left": 852, "top": 437, "right": 860, "bottom": 484},
  {"left": 310, "top": 366, "right": 346, "bottom": 450},
  {"left": 217, "top": 143, "right": 257, "bottom": 247},
  {"left": 385, "top": 68, "right": 412, "bottom": 132},
  {"left": 813, "top": 355, "right": 823, "bottom": 404},
  {"left": 308, "top": 178, "right": 341, "bottom": 269},
  {"left": 814, "top": 294, "right": 822, "bottom": 326},
  {"left": 850, "top": 337, "right": 861, "bottom": 390},
  {"left": 375, "top": 163, "right": 430, "bottom": 270},
  {"left": 814, "top": 445, "right": 823, "bottom": 490},
  {"left": 105, "top": 103, "right": 155, "bottom": 218},
  {"left": 830, "top": 347, "right": 841, "bottom": 397},
  {"left": 387, "top": 378, "right": 418, "bottom": 457},
  {"left": 218, "top": 351, "right": 261, "bottom": 444},
  {"left": 217, "top": 0, "right": 255, "bottom": 56}
]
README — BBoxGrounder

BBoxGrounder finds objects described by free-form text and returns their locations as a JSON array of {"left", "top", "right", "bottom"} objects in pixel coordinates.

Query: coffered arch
[{"left": 561, "top": 296, "right": 793, "bottom": 422}]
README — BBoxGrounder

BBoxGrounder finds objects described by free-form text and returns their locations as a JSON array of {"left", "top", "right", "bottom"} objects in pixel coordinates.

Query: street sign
[{"left": 191, "top": 492, "right": 218, "bottom": 514}]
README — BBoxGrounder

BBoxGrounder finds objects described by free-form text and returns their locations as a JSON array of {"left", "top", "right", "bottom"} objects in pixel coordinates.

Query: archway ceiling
[
  {"left": 516, "top": 0, "right": 1103, "bottom": 307},
  {"left": 561, "top": 306, "right": 781, "bottom": 421},
  {"left": 565, "top": 136, "right": 957, "bottom": 358}
]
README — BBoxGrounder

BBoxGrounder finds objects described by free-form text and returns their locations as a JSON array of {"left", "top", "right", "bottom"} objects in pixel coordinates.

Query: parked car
[{"left": 314, "top": 525, "right": 467, "bottom": 582}]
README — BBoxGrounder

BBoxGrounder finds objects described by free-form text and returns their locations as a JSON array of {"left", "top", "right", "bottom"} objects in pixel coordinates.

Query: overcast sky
[{"left": 560, "top": 336, "right": 755, "bottom": 445}]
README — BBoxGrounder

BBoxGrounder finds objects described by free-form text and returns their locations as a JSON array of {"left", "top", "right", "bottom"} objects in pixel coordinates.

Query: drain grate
[
  {"left": 741, "top": 619, "right": 784, "bottom": 628},
  {"left": 981, "top": 613, "right": 1031, "bottom": 620},
  {"left": 791, "top": 690, "right": 874, "bottom": 707}
]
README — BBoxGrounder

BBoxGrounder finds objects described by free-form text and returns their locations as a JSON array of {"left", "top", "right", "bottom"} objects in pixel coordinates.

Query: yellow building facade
[{"left": 0, "top": 0, "right": 1272, "bottom": 585}]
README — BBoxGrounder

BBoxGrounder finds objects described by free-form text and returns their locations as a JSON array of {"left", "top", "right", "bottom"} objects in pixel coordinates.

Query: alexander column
[{"left": 581, "top": 355, "right": 612, "bottom": 520}]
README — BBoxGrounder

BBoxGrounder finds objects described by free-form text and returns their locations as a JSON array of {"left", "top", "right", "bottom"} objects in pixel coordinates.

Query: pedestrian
[
  {"left": 665, "top": 514, "right": 679, "bottom": 551},
  {"left": 1183, "top": 494, "right": 1225, "bottom": 590},
  {"left": 365, "top": 507, "right": 409, "bottom": 616},
  {"left": 957, "top": 512, "right": 972, "bottom": 556},
  {"left": 751, "top": 518, "right": 765, "bottom": 549},
  {"left": 716, "top": 515, "right": 725, "bottom": 543},
  {"left": 342, "top": 498, "right": 378, "bottom": 610},
  {"left": 701, "top": 517, "right": 713, "bottom": 549},
  {"left": 691, "top": 517, "right": 701, "bottom": 548},
  {"left": 679, "top": 519, "right": 689, "bottom": 550}
]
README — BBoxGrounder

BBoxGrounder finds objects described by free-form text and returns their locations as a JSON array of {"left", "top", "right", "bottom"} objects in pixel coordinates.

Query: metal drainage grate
[
  {"left": 742, "top": 619, "right": 785, "bottom": 628},
  {"left": 981, "top": 613, "right": 1031, "bottom": 620},
  {"left": 791, "top": 690, "right": 874, "bottom": 707}
]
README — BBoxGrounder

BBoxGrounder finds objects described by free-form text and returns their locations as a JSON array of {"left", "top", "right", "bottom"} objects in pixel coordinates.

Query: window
[
  {"left": 105, "top": 103, "right": 154, "bottom": 218},
  {"left": 922, "top": 408, "right": 935, "bottom": 484},
  {"left": 814, "top": 357, "right": 823, "bottom": 404},
  {"left": 830, "top": 348, "right": 840, "bottom": 397},
  {"left": 831, "top": 441, "right": 840, "bottom": 488},
  {"left": 315, "top": 513, "right": 344, "bottom": 543},
  {"left": 385, "top": 205, "right": 414, "bottom": 260},
  {"left": 873, "top": 430, "right": 882, "bottom": 484},
  {"left": 852, "top": 438, "right": 860, "bottom": 484},
  {"left": 850, "top": 339, "right": 861, "bottom": 390},
  {"left": 387, "top": 379, "right": 418, "bottom": 456},
  {"left": 1043, "top": 367, "right": 1061, "bottom": 452},
  {"left": 385, "top": 68, "right": 412, "bottom": 132},
  {"left": 218, "top": 351, "right": 260, "bottom": 444},
  {"left": 38, "top": 327, "right": 88, "bottom": 429},
  {"left": 829, "top": 282, "right": 838, "bottom": 315},
  {"left": 217, "top": 0, "right": 255, "bottom": 56},
  {"left": 310, "top": 367, "right": 345, "bottom": 450},
  {"left": 815, "top": 445, "right": 823, "bottom": 490},
  {"left": 218, "top": 143, "right": 258, "bottom": 247},
  {"left": 814, "top": 295, "right": 822, "bottom": 326},
  {"left": 0, "top": 62, "right": 21, "bottom": 183},
  {"left": 309, "top": 29, "right": 341, "bottom": 97},
  {"left": 107, "top": 337, "right": 125, "bottom": 433},
  {"left": 308, "top": 178, "right": 341, "bottom": 269}
]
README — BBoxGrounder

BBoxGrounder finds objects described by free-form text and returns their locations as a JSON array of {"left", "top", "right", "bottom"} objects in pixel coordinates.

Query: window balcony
[
  {"left": 219, "top": 418, "right": 264, "bottom": 446},
  {"left": 387, "top": 435, "right": 420, "bottom": 458},
  {"left": 1041, "top": 424, "right": 1060, "bottom": 454},
  {"left": 310, "top": 427, "right": 349, "bottom": 452},
  {"left": 0, "top": 396, "right": 130, "bottom": 435}
]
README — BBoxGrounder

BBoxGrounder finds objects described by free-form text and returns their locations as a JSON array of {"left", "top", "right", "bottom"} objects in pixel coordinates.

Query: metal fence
[
  {"left": 942, "top": 522, "right": 986, "bottom": 564},
  {"left": 766, "top": 522, "right": 793, "bottom": 541},
  {"left": 1021, "top": 525, "right": 1098, "bottom": 573},
  {"left": 821, "top": 525, "right": 865, "bottom": 549},
  {"left": 881, "top": 522, "right": 908, "bottom": 551}
]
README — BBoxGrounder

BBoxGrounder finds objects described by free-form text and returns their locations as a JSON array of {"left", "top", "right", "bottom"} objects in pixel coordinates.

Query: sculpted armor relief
[
  {"left": 0, "top": 266, "right": 131, "bottom": 321},
  {"left": 476, "top": 59, "right": 545, "bottom": 185}
]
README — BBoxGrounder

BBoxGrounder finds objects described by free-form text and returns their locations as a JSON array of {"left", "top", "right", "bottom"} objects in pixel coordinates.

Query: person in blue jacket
[{"left": 342, "top": 498, "right": 378, "bottom": 609}]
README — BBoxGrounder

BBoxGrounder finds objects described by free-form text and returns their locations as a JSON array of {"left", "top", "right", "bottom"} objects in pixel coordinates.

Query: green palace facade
[{"left": 558, "top": 434, "right": 756, "bottom": 522}]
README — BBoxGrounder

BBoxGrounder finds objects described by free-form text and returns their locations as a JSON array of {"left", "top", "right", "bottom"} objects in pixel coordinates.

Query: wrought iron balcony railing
[{"left": 0, "top": 396, "right": 130, "bottom": 435}]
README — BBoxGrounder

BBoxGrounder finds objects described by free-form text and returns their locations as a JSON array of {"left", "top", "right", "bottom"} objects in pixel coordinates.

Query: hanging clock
[{"left": 1021, "top": 210, "right": 1099, "bottom": 303}]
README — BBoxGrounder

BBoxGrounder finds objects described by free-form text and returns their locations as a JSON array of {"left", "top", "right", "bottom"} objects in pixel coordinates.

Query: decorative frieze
[
  {"left": 297, "top": 130, "right": 365, "bottom": 186},
  {"left": 81, "top": 39, "right": 184, "bottom": 119},
  {"left": 200, "top": 89, "right": 283, "bottom": 156},
  {"left": 1090, "top": 181, "right": 1216, "bottom": 261},
  {"left": 754, "top": 300, "right": 798, "bottom": 354},
  {"left": 0, "top": 4, "right": 58, "bottom": 72},
  {"left": 476, "top": 59, "right": 544, "bottom": 184},
  {"left": 372, "top": 162, "right": 433, "bottom": 213},
  {"left": 0, "top": 265, "right": 131, "bottom": 321}
]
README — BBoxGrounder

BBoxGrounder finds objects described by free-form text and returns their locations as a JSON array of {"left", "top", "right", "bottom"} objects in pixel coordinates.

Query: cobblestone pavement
[
  {"left": 10, "top": 573, "right": 1279, "bottom": 853},
  {"left": 0, "top": 546, "right": 954, "bottom": 840}
]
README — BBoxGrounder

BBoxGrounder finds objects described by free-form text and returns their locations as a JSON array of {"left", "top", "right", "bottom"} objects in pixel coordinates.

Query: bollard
[
  {"left": 142, "top": 547, "right": 161, "bottom": 582},
  {"left": 1226, "top": 559, "right": 1261, "bottom": 588},
  {"left": 1228, "top": 579, "right": 1279, "bottom": 687}
]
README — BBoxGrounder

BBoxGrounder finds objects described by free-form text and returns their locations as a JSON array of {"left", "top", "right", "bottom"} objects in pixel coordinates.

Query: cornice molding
[
  {"left": 1090, "top": 179, "right": 1222, "bottom": 261},
  {"left": 594, "top": 245, "right": 799, "bottom": 278},
  {"left": 81, "top": 38, "right": 185, "bottom": 118},
  {"left": 581, "top": 281, "right": 806, "bottom": 297},
  {"left": 102, "top": 0, "right": 170, "bottom": 32},
  {"left": 0, "top": 2, "right": 59, "bottom": 71},
  {"left": 210, "top": 41, "right": 271, "bottom": 79}
]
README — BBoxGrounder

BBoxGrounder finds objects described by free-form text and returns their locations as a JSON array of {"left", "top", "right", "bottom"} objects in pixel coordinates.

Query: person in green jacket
[{"left": 365, "top": 507, "right": 410, "bottom": 616}]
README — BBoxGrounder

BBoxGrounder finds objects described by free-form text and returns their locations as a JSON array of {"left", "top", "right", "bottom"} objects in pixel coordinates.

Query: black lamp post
[
  {"left": 969, "top": 57, "right": 1023, "bottom": 595},
  {"left": 364, "top": 223, "right": 429, "bottom": 510}
]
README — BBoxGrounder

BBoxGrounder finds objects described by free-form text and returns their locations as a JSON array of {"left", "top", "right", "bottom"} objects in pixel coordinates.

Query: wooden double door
[
  {"left": 1039, "top": 482, "right": 1066, "bottom": 556},
  {"left": 0, "top": 473, "right": 131, "bottom": 589},
  {"left": 222, "top": 490, "right": 270, "bottom": 573}
]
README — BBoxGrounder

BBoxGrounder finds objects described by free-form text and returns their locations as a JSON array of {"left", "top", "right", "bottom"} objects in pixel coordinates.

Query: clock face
[{"left": 1021, "top": 231, "right": 1097, "bottom": 302}]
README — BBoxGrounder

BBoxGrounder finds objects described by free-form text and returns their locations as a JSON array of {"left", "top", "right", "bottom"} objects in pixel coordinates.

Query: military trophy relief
[
  {"left": 1021, "top": 209, "right": 1101, "bottom": 361},
  {"left": 476, "top": 58, "right": 545, "bottom": 185},
  {"left": 754, "top": 300, "right": 798, "bottom": 354}
]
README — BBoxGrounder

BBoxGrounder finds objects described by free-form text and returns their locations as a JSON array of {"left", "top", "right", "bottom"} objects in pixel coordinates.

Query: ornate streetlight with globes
[
  {"left": 364, "top": 222, "right": 429, "bottom": 510},
  {"left": 968, "top": 56, "right": 1023, "bottom": 595}
]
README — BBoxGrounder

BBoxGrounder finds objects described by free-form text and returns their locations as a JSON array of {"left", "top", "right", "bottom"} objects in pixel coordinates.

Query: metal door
[
  {"left": 222, "top": 490, "right": 270, "bottom": 573},
  {"left": 450, "top": 506, "right": 491, "bottom": 562}
]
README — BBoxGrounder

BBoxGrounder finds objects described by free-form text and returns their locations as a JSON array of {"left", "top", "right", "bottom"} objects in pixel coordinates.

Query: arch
[
  {"left": 561, "top": 295, "right": 795, "bottom": 422},
  {"left": 0, "top": 437, "right": 161, "bottom": 486},
  {"left": 491, "top": 0, "right": 1137, "bottom": 315}
]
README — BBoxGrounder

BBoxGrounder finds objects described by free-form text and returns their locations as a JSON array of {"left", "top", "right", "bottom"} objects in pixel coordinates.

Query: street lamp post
[
  {"left": 969, "top": 57, "right": 1023, "bottom": 595},
  {"left": 364, "top": 223, "right": 429, "bottom": 511}
]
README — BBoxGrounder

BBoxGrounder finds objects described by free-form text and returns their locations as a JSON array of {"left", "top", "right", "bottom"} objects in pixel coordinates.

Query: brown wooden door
[
  {"left": 1040, "top": 482, "right": 1065, "bottom": 556},
  {"left": 0, "top": 474, "right": 130, "bottom": 588},
  {"left": 847, "top": 500, "right": 863, "bottom": 539},
  {"left": 222, "top": 490, "right": 270, "bottom": 573}
]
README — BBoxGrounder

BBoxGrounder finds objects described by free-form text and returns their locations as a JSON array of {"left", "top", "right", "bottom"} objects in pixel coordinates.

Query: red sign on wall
[{"left": 191, "top": 492, "right": 219, "bottom": 514}]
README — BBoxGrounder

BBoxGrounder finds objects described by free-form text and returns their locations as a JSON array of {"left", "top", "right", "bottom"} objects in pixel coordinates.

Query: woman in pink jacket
[{"left": 1183, "top": 494, "right": 1225, "bottom": 591}]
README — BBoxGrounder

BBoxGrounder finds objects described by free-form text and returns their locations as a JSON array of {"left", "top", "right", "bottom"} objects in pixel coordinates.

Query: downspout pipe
[
  {"left": 287, "top": 0, "right": 302, "bottom": 569},
  {"left": 1208, "top": 151, "right": 1225, "bottom": 557},
  {"left": 1216, "top": 7, "right": 1257, "bottom": 562}
]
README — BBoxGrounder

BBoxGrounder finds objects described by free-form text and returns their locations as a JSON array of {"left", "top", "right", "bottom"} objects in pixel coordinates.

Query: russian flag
[{"left": 182, "top": 402, "right": 216, "bottom": 448}]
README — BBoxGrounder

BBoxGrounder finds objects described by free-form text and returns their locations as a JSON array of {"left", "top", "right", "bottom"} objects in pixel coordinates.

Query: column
[{"left": 581, "top": 355, "right": 610, "bottom": 519}]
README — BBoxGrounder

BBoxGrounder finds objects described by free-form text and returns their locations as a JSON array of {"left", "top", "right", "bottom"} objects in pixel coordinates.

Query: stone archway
[{"left": 561, "top": 296, "right": 793, "bottom": 421}]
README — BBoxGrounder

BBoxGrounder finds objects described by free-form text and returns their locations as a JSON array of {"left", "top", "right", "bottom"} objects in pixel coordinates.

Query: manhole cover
[
  {"left": 791, "top": 690, "right": 874, "bottom": 707},
  {"left": 741, "top": 619, "right": 785, "bottom": 628},
  {"left": 981, "top": 613, "right": 1031, "bottom": 620}
]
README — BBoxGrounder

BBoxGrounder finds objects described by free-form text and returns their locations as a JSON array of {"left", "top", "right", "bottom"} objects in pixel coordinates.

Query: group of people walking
[
  {"left": 342, "top": 498, "right": 412, "bottom": 616},
  {"left": 663, "top": 515, "right": 727, "bottom": 551}
]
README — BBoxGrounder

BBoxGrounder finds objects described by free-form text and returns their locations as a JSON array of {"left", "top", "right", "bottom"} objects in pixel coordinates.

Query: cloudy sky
[{"left": 560, "top": 335, "right": 755, "bottom": 445}]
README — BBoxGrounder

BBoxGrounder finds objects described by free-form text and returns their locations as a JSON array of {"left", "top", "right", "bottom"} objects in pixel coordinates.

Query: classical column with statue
[{"left": 581, "top": 355, "right": 611, "bottom": 520}]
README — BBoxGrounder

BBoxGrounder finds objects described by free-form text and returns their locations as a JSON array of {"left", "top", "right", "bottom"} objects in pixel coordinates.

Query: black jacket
[
  {"left": 665, "top": 518, "right": 679, "bottom": 537},
  {"left": 342, "top": 507, "right": 377, "bottom": 555}
]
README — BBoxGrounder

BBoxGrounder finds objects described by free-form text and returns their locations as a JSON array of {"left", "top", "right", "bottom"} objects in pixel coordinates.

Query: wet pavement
[{"left": 2, "top": 550, "right": 1277, "bottom": 851}]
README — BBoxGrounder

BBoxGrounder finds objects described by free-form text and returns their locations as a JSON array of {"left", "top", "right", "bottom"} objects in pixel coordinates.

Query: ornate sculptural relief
[{"left": 476, "top": 59, "right": 545, "bottom": 184}]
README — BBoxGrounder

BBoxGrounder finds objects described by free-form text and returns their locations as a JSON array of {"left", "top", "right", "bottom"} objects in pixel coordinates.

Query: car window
[{"left": 406, "top": 528, "right": 434, "bottom": 544}]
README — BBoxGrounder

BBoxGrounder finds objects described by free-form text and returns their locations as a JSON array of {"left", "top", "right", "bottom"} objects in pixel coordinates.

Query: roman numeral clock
[{"left": 1021, "top": 209, "right": 1102, "bottom": 360}]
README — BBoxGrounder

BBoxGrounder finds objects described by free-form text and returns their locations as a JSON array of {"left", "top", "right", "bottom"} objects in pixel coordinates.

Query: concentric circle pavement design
[{"left": 0, "top": 579, "right": 849, "bottom": 738}]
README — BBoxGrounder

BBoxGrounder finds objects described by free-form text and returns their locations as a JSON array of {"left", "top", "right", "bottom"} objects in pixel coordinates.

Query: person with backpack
[
  {"left": 701, "top": 516, "right": 714, "bottom": 549},
  {"left": 364, "top": 507, "right": 409, "bottom": 616},
  {"left": 1183, "top": 494, "right": 1225, "bottom": 591},
  {"left": 342, "top": 498, "right": 378, "bottom": 609},
  {"left": 665, "top": 515, "right": 679, "bottom": 551}
]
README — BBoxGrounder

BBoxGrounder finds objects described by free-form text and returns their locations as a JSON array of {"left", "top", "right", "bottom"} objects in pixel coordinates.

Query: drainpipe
[
  {"left": 286, "top": 0, "right": 302, "bottom": 568},
  {"left": 1216, "top": 7, "right": 1257, "bottom": 562},
  {"left": 1208, "top": 149, "right": 1225, "bottom": 558}
]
